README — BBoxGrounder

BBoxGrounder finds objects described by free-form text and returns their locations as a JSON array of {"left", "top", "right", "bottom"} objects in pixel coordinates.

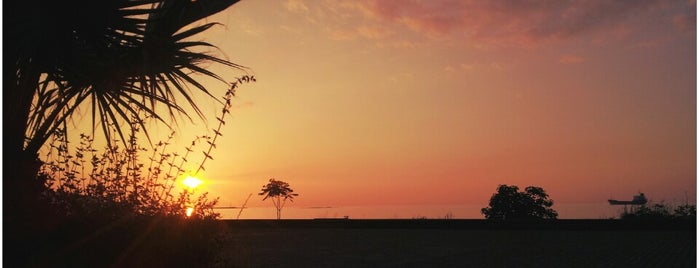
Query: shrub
[
  {"left": 620, "top": 203, "right": 696, "bottom": 220},
  {"left": 6, "top": 76, "right": 254, "bottom": 267},
  {"left": 39, "top": 130, "right": 220, "bottom": 221}
]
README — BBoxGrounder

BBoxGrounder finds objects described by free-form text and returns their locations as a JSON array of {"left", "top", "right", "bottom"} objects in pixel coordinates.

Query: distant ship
[{"left": 608, "top": 193, "right": 647, "bottom": 205}]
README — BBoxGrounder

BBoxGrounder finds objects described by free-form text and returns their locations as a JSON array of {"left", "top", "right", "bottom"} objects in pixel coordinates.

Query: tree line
[{"left": 481, "top": 184, "right": 695, "bottom": 220}]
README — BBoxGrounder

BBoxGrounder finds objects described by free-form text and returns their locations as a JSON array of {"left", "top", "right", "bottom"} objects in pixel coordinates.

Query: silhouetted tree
[
  {"left": 481, "top": 184, "right": 558, "bottom": 220},
  {"left": 259, "top": 179, "right": 298, "bottom": 219},
  {"left": 4, "top": 0, "right": 243, "bottom": 222}
]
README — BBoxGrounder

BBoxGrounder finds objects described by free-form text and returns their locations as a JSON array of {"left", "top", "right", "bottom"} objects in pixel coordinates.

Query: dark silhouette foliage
[
  {"left": 4, "top": 0, "right": 244, "bottom": 226},
  {"left": 7, "top": 78, "right": 253, "bottom": 267},
  {"left": 39, "top": 131, "right": 221, "bottom": 221},
  {"left": 259, "top": 178, "right": 298, "bottom": 219},
  {"left": 481, "top": 184, "right": 558, "bottom": 220},
  {"left": 673, "top": 204, "right": 697, "bottom": 219},
  {"left": 5, "top": 1, "right": 251, "bottom": 266},
  {"left": 620, "top": 203, "right": 696, "bottom": 220}
]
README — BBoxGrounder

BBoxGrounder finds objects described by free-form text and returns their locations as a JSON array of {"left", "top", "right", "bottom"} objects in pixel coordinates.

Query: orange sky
[{"left": 73, "top": 1, "right": 698, "bottom": 218}]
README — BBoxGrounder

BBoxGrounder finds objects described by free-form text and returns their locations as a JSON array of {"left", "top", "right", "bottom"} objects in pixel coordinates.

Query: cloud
[
  {"left": 443, "top": 63, "right": 476, "bottom": 75},
  {"left": 356, "top": 25, "right": 391, "bottom": 39},
  {"left": 234, "top": 101, "right": 255, "bottom": 109},
  {"left": 673, "top": 13, "right": 696, "bottom": 33},
  {"left": 375, "top": 40, "right": 419, "bottom": 49},
  {"left": 285, "top": 0, "right": 309, "bottom": 13},
  {"left": 361, "top": 0, "right": 671, "bottom": 44},
  {"left": 359, "top": 0, "right": 468, "bottom": 36},
  {"left": 558, "top": 55, "right": 586, "bottom": 64},
  {"left": 326, "top": 24, "right": 394, "bottom": 40},
  {"left": 387, "top": 72, "right": 415, "bottom": 83},
  {"left": 286, "top": 0, "right": 694, "bottom": 47},
  {"left": 443, "top": 62, "right": 505, "bottom": 74}
]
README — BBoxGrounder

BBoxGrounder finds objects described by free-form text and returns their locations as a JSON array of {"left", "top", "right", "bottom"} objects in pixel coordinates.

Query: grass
[
  {"left": 5, "top": 218, "right": 694, "bottom": 267},
  {"left": 4, "top": 216, "right": 230, "bottom": 267},
  {"left": 218, "top": 219, "right": 696, "bottom": 267}
]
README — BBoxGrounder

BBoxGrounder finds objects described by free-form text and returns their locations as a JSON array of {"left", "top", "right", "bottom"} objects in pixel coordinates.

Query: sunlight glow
[
  {"left": 182, "top": 175, "right": 203, "bottom": 190},
  {"left": 186, "top": 207, "right": 194, "bottom": 217}
]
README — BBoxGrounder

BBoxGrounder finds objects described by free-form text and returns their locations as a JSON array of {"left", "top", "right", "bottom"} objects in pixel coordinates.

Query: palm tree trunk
[
  {"left": 276, "top": 196, "right": 282, "bottom": 220},
  {"left": 3, "top": 59, "right": 45, "bottom": 224}
]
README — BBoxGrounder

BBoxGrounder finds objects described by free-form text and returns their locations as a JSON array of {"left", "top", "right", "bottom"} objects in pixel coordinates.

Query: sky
[{"left": 125, "top": 0, "right": 696, "bottom": 218}]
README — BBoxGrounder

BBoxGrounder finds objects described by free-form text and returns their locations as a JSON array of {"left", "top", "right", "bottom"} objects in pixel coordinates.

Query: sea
[{"left": 215, "top": 203, "right": 630, "bottom": 220}]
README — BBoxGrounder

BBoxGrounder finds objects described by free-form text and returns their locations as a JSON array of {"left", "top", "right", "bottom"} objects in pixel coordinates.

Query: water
[{"left": 216, "top": 203, "right": 626, "bottom": 220}]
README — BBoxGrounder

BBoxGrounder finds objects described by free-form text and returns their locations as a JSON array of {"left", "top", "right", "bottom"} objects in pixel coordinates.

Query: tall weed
[
  {"left": 13, "top": 76, "right": 255, "bottom": 267},
  {"left": 38, "top": 76, "right": 254, "bottom": 220}
]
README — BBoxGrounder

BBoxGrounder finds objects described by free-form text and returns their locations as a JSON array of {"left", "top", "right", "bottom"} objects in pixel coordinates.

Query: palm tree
[
  {"left": 4, "top": 0, "right": 243, "bottom": 221},
  {"left": 259, "top": 178, "right": 298, "bottom": 219}
]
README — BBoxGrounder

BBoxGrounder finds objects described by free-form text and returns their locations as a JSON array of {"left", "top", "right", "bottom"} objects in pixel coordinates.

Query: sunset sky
[{"left": 147, "top": 0, "right": 695, "bottom": 218}]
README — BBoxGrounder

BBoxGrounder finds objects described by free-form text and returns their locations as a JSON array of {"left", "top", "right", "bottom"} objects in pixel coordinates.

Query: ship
[{"left": 608, "top": 193, "right": 647, "bottom": 205}]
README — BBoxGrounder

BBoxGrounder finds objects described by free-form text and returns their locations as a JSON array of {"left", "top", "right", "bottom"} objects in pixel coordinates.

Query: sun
[{"left": 182, "top": 175, "right": 203, "bottom": 190}]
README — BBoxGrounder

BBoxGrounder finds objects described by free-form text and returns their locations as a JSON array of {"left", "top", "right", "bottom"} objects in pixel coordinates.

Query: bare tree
[{"left": 259, "top": 178, "right": 298, "bottom": 220}]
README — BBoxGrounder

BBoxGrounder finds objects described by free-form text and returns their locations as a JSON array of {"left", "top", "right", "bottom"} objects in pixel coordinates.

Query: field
[
  {"left": 6, "top": 219, "right": 694, "bottom": 267},
  {"left": 218, "top": 220, "right": 696, "bottom": 267}
]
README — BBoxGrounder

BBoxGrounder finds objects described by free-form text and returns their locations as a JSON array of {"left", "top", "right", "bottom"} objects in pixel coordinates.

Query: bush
[
  {"left": 5, "top": 77, "right": 254, "bottom": 266},
  {"left": 39, "top": 131, "right": 220, "bottom": 221},
  {"left": 12, "top": 131, "right": 229, "bottom": 267},
  {"left": 673, "top": 204, "right": 697, "bottom": 219},
  {"left": 620, "top": 203, "right": 696, "bottom": 220}
]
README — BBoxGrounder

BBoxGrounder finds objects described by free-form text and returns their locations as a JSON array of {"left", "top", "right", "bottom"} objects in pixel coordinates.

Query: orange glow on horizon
[{"left": 55, "top": 1, "right": 695, "bottom": 219}]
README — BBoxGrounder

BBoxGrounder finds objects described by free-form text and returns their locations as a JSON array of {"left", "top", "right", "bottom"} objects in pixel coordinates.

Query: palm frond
[{"left": 20, "top": 0, "right": 246, "bottom": 156}]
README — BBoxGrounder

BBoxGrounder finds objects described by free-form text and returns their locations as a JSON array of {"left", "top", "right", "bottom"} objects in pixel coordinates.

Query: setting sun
[{"left": 182, "top": 176, "right": 203, "bottom": 190}]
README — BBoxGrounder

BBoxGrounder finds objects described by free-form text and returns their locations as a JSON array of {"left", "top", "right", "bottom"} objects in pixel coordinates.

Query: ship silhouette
[{"left": 608, "top": 193, "right": 647, "bottom": 205}]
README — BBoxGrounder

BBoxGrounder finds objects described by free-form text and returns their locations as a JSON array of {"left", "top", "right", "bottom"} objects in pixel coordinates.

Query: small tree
[
  {"left": 481, "top": 184, "right": 558, "bottom": 220},
  {"left": 259, "top": 178, "right": 298, "bottom": 219}
]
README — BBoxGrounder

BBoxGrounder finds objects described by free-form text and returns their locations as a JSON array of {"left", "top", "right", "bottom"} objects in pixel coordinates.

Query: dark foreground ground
[{"left": 217, "top": 219, "right": 696, "bottom": 267}]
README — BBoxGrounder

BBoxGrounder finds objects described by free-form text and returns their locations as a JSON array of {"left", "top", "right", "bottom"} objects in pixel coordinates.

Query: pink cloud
[
  {"left": 286, "top": 0, "right": 694, "bottom": 47},
  {"left": 362, "top": 0, "right": 468, "bottom": 35},
  {"left": 362, "top": 0, "right": 674, "bottom": 44}
]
